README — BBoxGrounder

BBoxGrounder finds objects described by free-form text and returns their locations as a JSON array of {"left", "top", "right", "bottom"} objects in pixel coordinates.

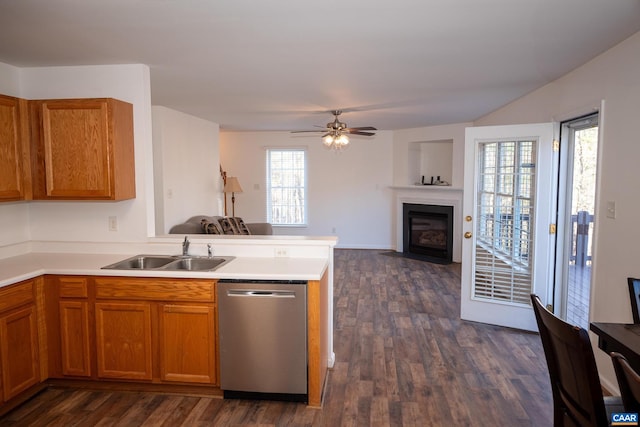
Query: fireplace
[{"left": 403, "top": 203, "right": 453, "bottom": 264}]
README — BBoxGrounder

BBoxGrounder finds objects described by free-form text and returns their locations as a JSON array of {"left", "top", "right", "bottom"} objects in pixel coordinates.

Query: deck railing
[{"left": 570, "top": 210, "right": 594, "bottom": 267}]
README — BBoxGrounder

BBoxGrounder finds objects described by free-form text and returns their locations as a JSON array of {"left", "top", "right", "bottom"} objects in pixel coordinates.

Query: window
[
  {"left": 477, "top": 139, "right": 536, "bottom": 267},
  {"left": 474, "top": 139, "right": 537, "bottom": 305},
  {"left": 266, "top": 148, "right": 307, "bottom": 225}
]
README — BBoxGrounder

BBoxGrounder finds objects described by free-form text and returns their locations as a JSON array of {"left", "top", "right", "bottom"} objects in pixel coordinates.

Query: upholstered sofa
[{"left": 169, "top": 215, "right": 273, "bottom": 235}]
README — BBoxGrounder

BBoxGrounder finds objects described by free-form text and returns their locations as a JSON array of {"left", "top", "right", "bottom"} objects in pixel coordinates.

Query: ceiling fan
[{"left": 291, "top": 110, "right": 377, "bottom": 150}]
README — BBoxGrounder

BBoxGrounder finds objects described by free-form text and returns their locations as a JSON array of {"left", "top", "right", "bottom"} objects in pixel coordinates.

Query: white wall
[
  {"left": 475, "top": 30, "right": 640, "bottom": 390},
  {"left": 152, "top": 106, "right": 222, "bottom": 234},
  {"left": 0, "top": 62, "right": 21, "bottom": 97},
  {"left": 220, "top": 131, "right": 395, "bottom": 249},
  {"left": 14, "top": 64, "right": 155, "bottom": 242}
]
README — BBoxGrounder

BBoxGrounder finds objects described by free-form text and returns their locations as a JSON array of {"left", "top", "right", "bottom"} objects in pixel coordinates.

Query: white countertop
[{"left": 0, "top": 252, "right": 329, "bottom": 287}]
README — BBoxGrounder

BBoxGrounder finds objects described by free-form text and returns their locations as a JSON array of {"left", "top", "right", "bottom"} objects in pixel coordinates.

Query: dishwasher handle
[{"left": 226, "top": 289, "right": 296, "bottom": 298}]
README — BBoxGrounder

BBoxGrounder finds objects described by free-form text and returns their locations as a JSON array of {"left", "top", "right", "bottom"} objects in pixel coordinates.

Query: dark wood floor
[{"left": 0, "top": 249, "right": 553, "bottom": 426}]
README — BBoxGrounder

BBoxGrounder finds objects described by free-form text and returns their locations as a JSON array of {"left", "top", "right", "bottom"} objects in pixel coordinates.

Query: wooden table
[{"left": 590, "top": 322, "right": 640, "bottom": 372}]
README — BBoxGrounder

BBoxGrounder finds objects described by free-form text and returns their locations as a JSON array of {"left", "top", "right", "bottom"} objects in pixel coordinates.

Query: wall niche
[{"left": 408, "top": 139, "right": 453, "bottom": 185}]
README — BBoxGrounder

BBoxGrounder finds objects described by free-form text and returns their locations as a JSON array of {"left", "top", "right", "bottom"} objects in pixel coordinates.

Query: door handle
[{"left": 464, "top": 231, "right": 472, "bottom": 239}]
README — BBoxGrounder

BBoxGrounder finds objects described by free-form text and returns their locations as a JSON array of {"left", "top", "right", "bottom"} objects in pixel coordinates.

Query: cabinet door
[
  {"left": 31, "top": 98, "right": 135, "bottom": 200},
  {"left": 0, "top": 306, "right": 39, "bottom": 400},
  {"left": 40, "top": 99, "right": 112, "bottom": 198},
  {"left": 0, "top": 95, "right": 28, "bottom": 201},
  {"left": 95, "top": 302, "right": 152, "bottom": 380},
  {"left": 159, "top": 304, "right": 216, "bottom": 384},
  {"left": 59, "top": 300, "right": 91, "bottom": 377}
]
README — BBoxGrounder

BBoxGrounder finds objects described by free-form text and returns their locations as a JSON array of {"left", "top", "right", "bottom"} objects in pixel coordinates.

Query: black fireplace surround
[{"left": 403, "top": 203, "right": 453, "bottom": 264}]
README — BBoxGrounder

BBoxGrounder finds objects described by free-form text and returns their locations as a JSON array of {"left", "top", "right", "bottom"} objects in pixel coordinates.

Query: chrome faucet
[
  {"left": 207, "top": 243, "right": 213, "bottom": 258},
  {"left": 182, "top": 236, "right": 190, "bottom": 256}
]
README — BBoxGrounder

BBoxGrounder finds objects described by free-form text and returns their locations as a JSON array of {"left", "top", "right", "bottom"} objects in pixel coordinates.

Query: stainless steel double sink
[{"left": 102, "top": 254, "right": 234, "bottom": 272}]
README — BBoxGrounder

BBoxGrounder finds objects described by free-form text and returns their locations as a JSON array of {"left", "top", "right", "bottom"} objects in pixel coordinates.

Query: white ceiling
[{"left": 1, "top": 0, "right": 640, "bottom": 132}]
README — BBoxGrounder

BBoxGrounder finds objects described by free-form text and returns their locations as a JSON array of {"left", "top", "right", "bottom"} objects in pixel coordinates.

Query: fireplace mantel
[
  {"left": 390, "top": 185, "right": 463, "bottom": 192},
  {"left": 391, "top": 185, "right": 463, "bottom": 263}
]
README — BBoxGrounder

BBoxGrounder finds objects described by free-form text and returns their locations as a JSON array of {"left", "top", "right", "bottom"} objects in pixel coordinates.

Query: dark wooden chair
[
  {"left": 611, "top": 352, "right": 640, "bottom": 413},
  {"left": 627, "top": 278, "right": 640, "bottom": 324},
  {"left": 531, "top": 294, "right": 622, "bottom": 427}
]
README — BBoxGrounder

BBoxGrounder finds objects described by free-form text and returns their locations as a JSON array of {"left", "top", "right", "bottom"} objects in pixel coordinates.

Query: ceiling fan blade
[
  {"left": 346, "top": 126, "right": 377, "bottom": 131},
  {"left": 347, "top": 130, "right": 376, "bottom": 136},
  {"left": 291, "top": 130, "right": 326, "bottom": 133}
]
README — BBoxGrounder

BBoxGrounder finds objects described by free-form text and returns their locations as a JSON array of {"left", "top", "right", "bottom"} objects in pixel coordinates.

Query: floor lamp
[{"left": 223, "top": 177, "right": 243, "bottom": 217}]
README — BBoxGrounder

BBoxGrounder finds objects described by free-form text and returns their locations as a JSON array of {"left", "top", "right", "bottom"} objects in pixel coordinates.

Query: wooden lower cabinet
[
  {"left": 0, "top": 305, "right": 39, "bottom": 400},
  {"left": 0, "top": 275, "right": 223, "bottom": 413},
  {"left": 52, "top": 276, "right": 91, "bottom": 379},
  {"left": 159, "top": 304, "right": 216, "bottom": 384},
  {"left": 59, "top": 300, "right": 91, "bottom": 377},
  {"left": 95, "top": 301, "right": 153, "bottom": 380},
  {"left": 92, "top": 276, "right": 217, "bottom": 385}
]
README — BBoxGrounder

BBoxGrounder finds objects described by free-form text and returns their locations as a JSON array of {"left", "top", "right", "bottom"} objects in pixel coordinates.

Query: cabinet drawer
[
  {"left": 95, "top": 277, "right": 215, "bottom": 302},
  {"left": 0, "top": 280, "right": 35, "bottom": 313},
  {"left": 58, "top": 277, "right": 88, "bottom": 298}
]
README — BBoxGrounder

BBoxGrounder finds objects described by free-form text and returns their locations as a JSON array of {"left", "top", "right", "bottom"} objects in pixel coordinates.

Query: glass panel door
[
  {"left": 462, "top": 123, "right": 556, "bottom": 331},
  {"left": 556, "top": 113, "right": 599, "bottom": 329}
]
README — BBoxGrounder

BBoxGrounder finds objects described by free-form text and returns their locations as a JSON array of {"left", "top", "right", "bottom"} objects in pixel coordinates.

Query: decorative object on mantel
[
  {"left": 224, "top": 177, "right": 243, "bottom": 217},
  {"left": 291, "top": 110, "right": 376, "bottom": 152},
  {"left": 419, "top": 175, "right": 450, "bottom": 186}
]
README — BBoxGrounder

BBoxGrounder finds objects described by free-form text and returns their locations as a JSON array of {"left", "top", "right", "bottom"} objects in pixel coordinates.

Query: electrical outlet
[
  {"left": 274, "top": 248, "right": 288, "bottom": 257},
  {"left": 108, "top": 216, "right": 118, "bottom": 231}
]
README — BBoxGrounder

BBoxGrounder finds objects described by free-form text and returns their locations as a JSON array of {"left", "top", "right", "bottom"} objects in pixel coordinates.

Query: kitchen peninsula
[{"left": 0, "top": 235, "right": 337, "bottom": 414}]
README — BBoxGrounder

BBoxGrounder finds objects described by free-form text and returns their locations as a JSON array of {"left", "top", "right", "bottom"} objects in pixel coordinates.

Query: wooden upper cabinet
[
  {"left": 0, "top": 95, "right": 31, "bottom": 201},
  {"left": 30, "top": 98, "right": 135, "bottom": 200}
]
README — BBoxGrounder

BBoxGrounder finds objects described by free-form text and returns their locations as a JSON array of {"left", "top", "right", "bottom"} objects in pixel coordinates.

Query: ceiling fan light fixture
[
  {"left": 323, "top": 131, "right": 349, "bottom": 151},
  {"left": 323, "top": 134, "right": 335, "bottom": 146},
  {"left": 336, "top": 134, "right": 349, "bottom": 146},
  {"left": 291, "top": 110, "right": 375, "bottom": 152}
]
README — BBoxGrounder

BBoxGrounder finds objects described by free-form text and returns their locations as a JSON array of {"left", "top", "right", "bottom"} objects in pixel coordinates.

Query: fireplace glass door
[{"left": 403, "top": 203, "right": 453, "bottom": 264}]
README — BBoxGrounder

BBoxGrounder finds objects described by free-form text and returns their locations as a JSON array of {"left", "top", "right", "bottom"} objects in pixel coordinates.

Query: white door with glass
[
  {"left": 461, "top": 123, "right": 556, "bottom": 331},
  {"left": 554, "top": 113, "right": 600, "bottom": 329}
]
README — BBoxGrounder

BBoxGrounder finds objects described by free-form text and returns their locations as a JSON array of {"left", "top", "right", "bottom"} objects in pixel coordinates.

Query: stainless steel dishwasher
[{"left": 217, "top": 279, "right": 307, "bottom": 401}]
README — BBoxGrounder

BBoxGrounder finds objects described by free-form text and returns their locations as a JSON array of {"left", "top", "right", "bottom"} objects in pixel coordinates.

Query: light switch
[{"left": 606, "top": 201, "right": 616, "bottom": 219}]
